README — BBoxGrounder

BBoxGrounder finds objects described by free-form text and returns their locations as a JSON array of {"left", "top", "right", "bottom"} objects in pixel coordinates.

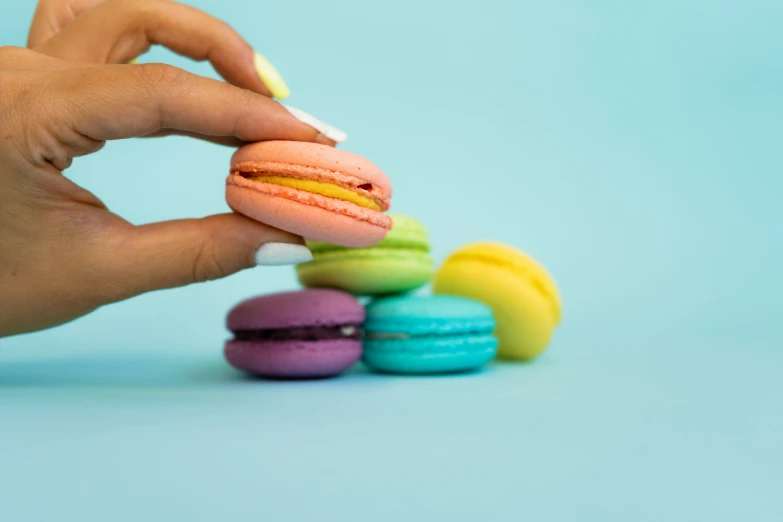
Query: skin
[{"left": 0, "top": 0, "right": 335, "bottom": 338}]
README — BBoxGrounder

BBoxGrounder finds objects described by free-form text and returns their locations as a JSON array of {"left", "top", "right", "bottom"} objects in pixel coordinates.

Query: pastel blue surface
[
  {"left": 364, "top": 295, "right": 495, "bottom": 335},
  {"left": 1, "top": 0, "right": 783, "bottom": 521}
]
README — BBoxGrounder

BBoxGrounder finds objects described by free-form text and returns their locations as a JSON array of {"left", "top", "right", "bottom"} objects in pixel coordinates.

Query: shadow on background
[
  {"left": 0, "top": 351, "right": 498, "bottom": 390},
  {"left": 0, "top": 352, "right": 231, "bottom": 390}
]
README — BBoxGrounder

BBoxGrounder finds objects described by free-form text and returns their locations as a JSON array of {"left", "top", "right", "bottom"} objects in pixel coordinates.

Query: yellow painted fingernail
[
  {"left": 128, "top": 57, "right": 139, "bottom": 64},
  {"left": 254, "top": 52, "right": 290, "bottom": 99}
]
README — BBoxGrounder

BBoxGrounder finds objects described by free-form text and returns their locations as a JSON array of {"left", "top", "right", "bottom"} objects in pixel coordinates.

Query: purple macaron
[{"left": 224, "top": 289, "right": 365, "bottom": 378}]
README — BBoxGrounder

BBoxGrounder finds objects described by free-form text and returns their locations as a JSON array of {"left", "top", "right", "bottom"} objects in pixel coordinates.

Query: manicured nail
[
  {"left": 285, "top": 106, "right": 347, "bottom": 144},
  {"left": 127, "top": 57, "right": 139, "bottom": 64},
  {"left": 254, "top": 242, "right": 313, "bottom": 266},
  {"left": 254, "top": 52, "right": 290, "bottom": 100}
]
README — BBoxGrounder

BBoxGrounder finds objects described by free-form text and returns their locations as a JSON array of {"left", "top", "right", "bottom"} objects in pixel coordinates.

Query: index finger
[
  {"left": 34, "top": 0, "right": 277, "bottom": 98},
  {"left": 49, "top": 63, "right": 329, "bottom": 144}
]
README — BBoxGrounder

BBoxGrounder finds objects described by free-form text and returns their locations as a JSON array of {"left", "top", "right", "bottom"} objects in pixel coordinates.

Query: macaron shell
[
  {"left": 433, "top": 252, "right": 558, "bottom": 360},
  {"left": 297, "top": 250, "right": 433, "bottom": 295},
  {"left": 363, "top": 294, "right": 495, "bottom": 336},
  {"left": 307, "top": 214, "right": 429, "bottom": 253},
  {"left": 363, "top": 334, "right": 497, "bottom": 374},
  {"left": 445, "top": 242, "right": 561, "bottom": 321},
  {"left": 225, "top": 339, "right": 361, "bottom": 378},
  {"left": 226, "top": 182, "right": 390, "bottom": 247},
  {"left": 372, "top": 214, "right": 430, "bottom": 249},
  {"left": 226, "top": 289, "right": 364, "bottom": 331},
  {"left": 231, "top": 141, "right": 392, "bottom": 194},
  {"left": 298, "top": 214, "right": 432, "bottom": 295}
]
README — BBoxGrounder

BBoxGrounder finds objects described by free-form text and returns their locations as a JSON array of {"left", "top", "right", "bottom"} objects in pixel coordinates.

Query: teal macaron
[
  {"left": 296, "top": 214, "right": 433, "bottom": 296},
  {"left": 362, "top": 295, "right": 498, "bottom": 374}
]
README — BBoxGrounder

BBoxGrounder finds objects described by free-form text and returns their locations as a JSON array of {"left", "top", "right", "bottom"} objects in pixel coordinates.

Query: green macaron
[{"left": 296, "top": 214, "right": 434, "bottom": 296}]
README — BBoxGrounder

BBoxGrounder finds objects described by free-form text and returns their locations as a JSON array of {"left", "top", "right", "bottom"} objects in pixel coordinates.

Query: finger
[
  {"left": 48, "top": 63, "right": 326, "bottom": 145},
  {"left": 139, "top": 129, "right": 337, "bottom": 148},
  {"left": 140, "top": 130, "right": 247, "bottom": 148},
  {"left": 27, "top": 0, "right": 104, "bottom": 48},
  {"left": 93, "top": 213, "right": 311, "bottom": 301},
  {"left": 35, "top": 0, "right": 274, "bottom": 97}
]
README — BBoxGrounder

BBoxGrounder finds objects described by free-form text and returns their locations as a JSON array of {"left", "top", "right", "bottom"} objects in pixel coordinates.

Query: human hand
[{"left": 0, "top": 1, "right": 334, "bottom": 337}]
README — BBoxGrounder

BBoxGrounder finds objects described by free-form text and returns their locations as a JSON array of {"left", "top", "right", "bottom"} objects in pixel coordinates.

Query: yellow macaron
[{"left": 433, "top": 242, "right": 561, "bottom": 360}]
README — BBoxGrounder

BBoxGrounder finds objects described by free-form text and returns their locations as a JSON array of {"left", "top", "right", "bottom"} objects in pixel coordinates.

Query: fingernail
[
  {"left": 254, "top": 242, "right": 313, "bottom": 266},
  {"left": 127, "top": 57, "right": 139, "bottom": 64},
  {"left": 254, "top": 52, "right": 290, "bottom": 100},
  {"left": 285, "top": 106, "right": 347, "bottom": 144}
]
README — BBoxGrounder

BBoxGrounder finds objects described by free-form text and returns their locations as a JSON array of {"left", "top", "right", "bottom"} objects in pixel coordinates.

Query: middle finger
[{"left": 33, "top": 0, "right": 277, "bottom": 97}]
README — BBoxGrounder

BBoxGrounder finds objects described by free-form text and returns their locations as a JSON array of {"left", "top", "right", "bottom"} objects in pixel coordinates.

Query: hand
[{"left": 0, "top": 1, "right": 330, "bottom": 338}]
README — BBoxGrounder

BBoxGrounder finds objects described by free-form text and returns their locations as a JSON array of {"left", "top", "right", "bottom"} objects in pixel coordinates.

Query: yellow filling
[{"left": 249, "top": 175, "right": 381, "bottom": 211}]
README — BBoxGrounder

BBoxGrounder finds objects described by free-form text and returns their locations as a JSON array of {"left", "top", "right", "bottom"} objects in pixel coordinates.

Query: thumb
[{"left": 98, "top": 213, "right": 313, "bottom": 302}]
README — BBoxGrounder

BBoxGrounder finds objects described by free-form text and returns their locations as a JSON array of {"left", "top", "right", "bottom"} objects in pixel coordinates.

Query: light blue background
[{"left": 1, "top": 0, "right": 782, "bottom": 520}]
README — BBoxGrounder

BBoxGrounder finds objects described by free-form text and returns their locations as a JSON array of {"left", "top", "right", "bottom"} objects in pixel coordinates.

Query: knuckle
[
  {"left": 135, "top": 63, "right": 191, "bottom": 128},
  {"left": 191, "top": 246, "right": 229, "bottom": 283},
  {"left": 0, "top": 69, "right": 37, "bottom": 135},
  {"left": 238, "top": 87, "right": 257, "bottom": 109},
  {"left": 190, "top": 229, "right": 229, "bottom": 283},
  {"left": 1, "top": 70, "right": 76, "bottom": 170},
  {"left": 137, "top": 62, "right": 189, "bottom": 92}
]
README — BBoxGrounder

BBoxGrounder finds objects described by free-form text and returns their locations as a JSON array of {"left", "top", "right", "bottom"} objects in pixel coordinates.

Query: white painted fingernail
[
  {"left": 254, "top": 243, "right": 313, "bottom": 266},
  {"left": 285, "top": 106, "right": 348, "bottom": 144}
]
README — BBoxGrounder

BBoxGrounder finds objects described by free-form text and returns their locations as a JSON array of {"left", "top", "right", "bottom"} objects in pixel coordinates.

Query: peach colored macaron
[{"left": 227, "top": 141, "right": 392, "bottom": 247}]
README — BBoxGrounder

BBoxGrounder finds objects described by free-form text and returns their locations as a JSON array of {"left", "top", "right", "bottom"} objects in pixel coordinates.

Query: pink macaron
[
  {"left": 224, "top": 289, "right": 365, "bottom": 378},
  {"left": 226, "top": 141, "right": 392, "bottom": 247}
]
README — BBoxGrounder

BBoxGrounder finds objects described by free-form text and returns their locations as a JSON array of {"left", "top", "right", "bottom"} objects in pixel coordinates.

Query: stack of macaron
[{"left": 223, "top": 140, "right": 561, "bottom": 379}]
